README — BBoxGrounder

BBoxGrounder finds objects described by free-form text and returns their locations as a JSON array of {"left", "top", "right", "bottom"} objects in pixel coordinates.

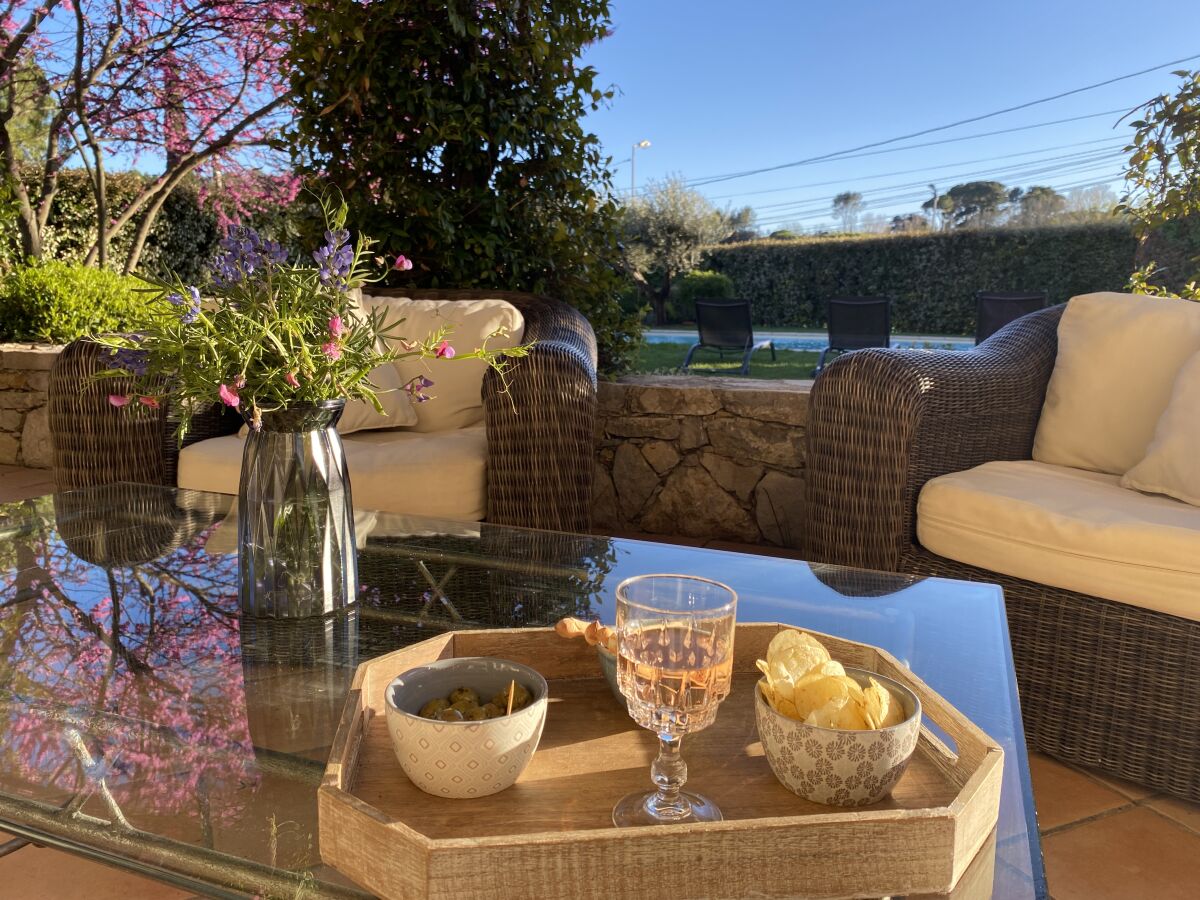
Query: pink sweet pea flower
[
  {"left": 108, "top": 394, "right": 131, "bottom": 407},
  {"left": 329, "top": 315, "right": 346, "bottom": 338},
  {"left": 322, "top": 341, "right": 343, "bottom": 361},
  {"left": 284, "top": 372, "right": 300, "bottom": 389},
  {"left": 218, "top": 383, "right": 240, "bottom": 407},
  {"left": 138, "top": 396, "right": 160, "bottom": 409},
  {"left": 393, "top": 254, "right": 413, "bottom": 271},
  {"left": 435, "top": 340, "right": 455, "bottom": 359}
]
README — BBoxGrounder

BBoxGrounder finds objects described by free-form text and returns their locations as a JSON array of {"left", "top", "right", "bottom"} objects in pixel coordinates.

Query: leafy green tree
[
  {"left": 620, "top": 176, "right": 730, "bottom": 325},
  {"left": 922, "top": 181, "right": 1009, "bottom": 228},
  {"left": 1014, "top": 185, "right": 1067, "bottom": 226},
  {"left": 1119, "top": 69, "right": 1200, "bottom": 299},
  {"left": 831, "top": 191, "right": 863, "bottom": 232},
  {"left": 890, "top": 213, "right": 930, "bottom": 233},
  {"left": 288, "top": 0, "right": 643, "bottom": 373}
]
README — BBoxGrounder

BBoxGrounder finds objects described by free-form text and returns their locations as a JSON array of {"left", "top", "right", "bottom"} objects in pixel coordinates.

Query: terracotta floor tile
[
  {"left": 1078, "top": 766, "right": 1160, "bottom": 801},
  {"left": 1028, "top": 752, "right": 1129, "bottom": 831},
  {"left": 1043, "top": 806, "right": 1200, "bottom": 899},
  {"left": 1147, "top": 795, "right": 1200, "bottom": 835},
  {"left": 0, "top": 845, "right": 190, "bottom": 899}
]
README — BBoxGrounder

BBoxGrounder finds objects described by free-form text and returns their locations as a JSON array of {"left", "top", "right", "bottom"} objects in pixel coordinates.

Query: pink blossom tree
[{"left": 0, "top": 1, "right": 300, "bottom": 273}]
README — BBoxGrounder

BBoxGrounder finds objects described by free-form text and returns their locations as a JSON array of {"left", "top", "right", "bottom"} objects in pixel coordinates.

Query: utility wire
[
  {"left": 662, "top": 54, "right": 1199, "bottom": 191},
  {"left": 736, "top": 137, "right": 1127, "bottom": 211}
]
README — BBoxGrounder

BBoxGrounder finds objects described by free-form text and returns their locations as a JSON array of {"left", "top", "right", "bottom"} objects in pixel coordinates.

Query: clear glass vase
[{"left": 237, "top": 400, "right": 357, "bottom": 618}]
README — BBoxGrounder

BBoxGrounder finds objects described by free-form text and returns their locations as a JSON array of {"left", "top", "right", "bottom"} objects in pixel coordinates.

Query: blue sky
[{"left": 581, "top": 1, "right": 1200, "bottom": 232}]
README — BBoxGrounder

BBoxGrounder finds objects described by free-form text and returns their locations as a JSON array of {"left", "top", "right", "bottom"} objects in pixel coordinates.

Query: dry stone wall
[
  {"left": 0, "top": 344, "right": 60, "bottom": 469},
  {"left": 594, "top": 375, "right": 811, "bottom": 548}
]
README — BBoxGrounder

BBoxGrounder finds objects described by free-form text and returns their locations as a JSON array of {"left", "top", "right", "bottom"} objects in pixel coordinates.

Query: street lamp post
[{"left": 631, "top": 139, "right": 651, "bottom": 197}]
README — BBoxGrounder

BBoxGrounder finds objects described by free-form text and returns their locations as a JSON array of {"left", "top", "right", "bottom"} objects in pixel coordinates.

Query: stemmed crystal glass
[{"left": 612, "top": 574, "right": 737, "bottom": 826}]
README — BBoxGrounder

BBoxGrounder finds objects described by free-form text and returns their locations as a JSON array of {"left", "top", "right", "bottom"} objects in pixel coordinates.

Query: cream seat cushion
[
  {"left": 1121, "top": 349, "right": 1200, "bottom": 507},
  {"left": 360, "top": 295, "right": 524, "bottom": 433},
  {"left": 177, "top": 426, "right": 488, "bottom": 522},
  {"left": 1032, "top": 292, "right": 1200, "bottom": 475},
  {"left": 917, "top": 459, "right": 1200, "bottom": 621}
]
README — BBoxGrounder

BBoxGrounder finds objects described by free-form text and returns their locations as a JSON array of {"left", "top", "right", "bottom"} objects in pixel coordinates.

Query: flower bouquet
[{"left": 96, "top": 195, "right": 523, "bottom": 618}]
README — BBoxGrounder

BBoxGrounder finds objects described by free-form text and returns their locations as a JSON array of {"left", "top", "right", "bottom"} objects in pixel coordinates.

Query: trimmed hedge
[
  {"left": 0, "top": 261, "right": 148, "bottom": 343},
  {"left": 669, "top": 269, "right": 734, "bottom": 322},
  {"left": 704, "top": 223, "right": 1138, "bottom": 334}
]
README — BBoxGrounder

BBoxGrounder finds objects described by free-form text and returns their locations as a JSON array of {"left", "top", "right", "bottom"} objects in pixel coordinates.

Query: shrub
[
  {"left": 669, "top": 269, "right": 734, "bottom": 322},
  {"left": 288, "top": 1, "right": 644, "bottom": 374},
  {"left": 0, "top": 170, "right": 221, "bottom": 281},
  {"left": 704, "top": 223, "right": 1136, "bottom": 334},
  {"left": 0, "top": 261, "right": 149, "bottom": 343}
]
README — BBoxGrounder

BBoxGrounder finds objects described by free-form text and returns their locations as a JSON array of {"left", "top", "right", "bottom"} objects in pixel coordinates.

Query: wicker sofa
[
  {"left": 803, "top": 302, "right": 1200, "bottom": 802},
  {"left": 49, "top": 289, "right": 598, "bottom": 534}
]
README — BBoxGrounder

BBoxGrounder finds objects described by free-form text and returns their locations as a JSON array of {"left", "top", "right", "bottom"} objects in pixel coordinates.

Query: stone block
[
  {"left": 641, "top": 440, "right": 680, "bottom": 476},
  {"left": 754, "top": 471, "right": 806, "bottom": 548},
  {"left": 0, "top": 409, "right": 23, "bottom": 431},
  {"left": 627, "top": 383, "right": 721, "bottom": 417},
  {"left": 591, "top": 462, "right": 620, "bottom": 530},
  {"left": 700, "top": 451, "right": 764, "bottom": 502},
  {"left": 639, "top": 465, "right": 757, "bottom": 542},
  {"left": 605, "top": 415, "right": 681, "bottom": 440},
  {"left": 0, "top": 372, "right": 28, "bottom": 390},
  {"left": 707, "top": 417, "right": 804, "bottom": 468},
  {"left": 613, "top": 443, "right": 659, "bottom": 520},
  {"left": 20, "top": 405, "right": 51, "bottom": 468},
  {"left": 0, "top": 345, "right": 62, "bottom": 370},
  {"left": 0, "top": 393, "right": 39, "bottom": 410},
  {"left": 719, "top": 387, "right": 809, "bottom": 427},
  {"left": 678, "top": 417, "right": 706, "bottom": 451},
  {"left": 597, "top": 381, "right": 627, "bottom": 416},
  {"left": 0, "top": 432, "right": 19, "bottom": 465},
  {"left": 26, "top": 371, "right": 50, "bottom": 393}
]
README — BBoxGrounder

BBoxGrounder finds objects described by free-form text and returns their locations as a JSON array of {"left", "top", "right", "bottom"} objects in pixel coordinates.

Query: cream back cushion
[
  {"left": 1121, "top": 349, "right": 1200, "bottom": 506},
  {"left": 1032, "top": 292, "right": 1200, "bottom": 475},
  {"left": 360, "top": 295, "right": 525, "bottom": 433}
]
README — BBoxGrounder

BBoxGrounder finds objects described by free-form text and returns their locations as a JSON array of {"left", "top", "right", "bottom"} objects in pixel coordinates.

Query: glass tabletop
[{"left": 0, "top": 484, "right": 1045, "bottom": 899}]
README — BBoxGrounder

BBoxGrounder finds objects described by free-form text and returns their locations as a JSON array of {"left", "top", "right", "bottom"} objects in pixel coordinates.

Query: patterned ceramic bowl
[
  {"left": 384, "top": 657, "right": 548, "bottom": 799},
  {"left": 755, "top": 666, "right": 922, "bottom": 807}
]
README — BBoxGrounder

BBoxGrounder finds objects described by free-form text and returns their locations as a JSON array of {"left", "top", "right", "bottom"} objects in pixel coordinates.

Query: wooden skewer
[{"left": 505, "top": 680, "right": 516, "bottom": 716}]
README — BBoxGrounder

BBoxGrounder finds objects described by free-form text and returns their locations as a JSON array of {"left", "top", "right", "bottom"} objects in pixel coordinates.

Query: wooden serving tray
[{"left": 319, "top": 624, "right": 1003, "bottom": 899}]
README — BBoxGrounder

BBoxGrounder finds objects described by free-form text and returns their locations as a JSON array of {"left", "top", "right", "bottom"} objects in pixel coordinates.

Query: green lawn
[{"left": 632, "top": 341, "right": 820, "bottom": 379}]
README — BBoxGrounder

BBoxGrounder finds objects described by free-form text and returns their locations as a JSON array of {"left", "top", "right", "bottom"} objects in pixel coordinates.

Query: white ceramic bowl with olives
[{"left": 384, "top": 657, "right": 548, "bottom": 798}]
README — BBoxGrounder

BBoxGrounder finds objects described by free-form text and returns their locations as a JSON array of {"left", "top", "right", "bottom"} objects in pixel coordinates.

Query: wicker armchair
[
  {"left": 49, "top": 289, "right": 598, "bottom": 534},
  {"left": 803, "top": 304, "right": 1200, "bottom": 803}
]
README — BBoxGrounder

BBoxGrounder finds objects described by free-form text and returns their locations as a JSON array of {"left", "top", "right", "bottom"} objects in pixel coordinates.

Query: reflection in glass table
[{"left": 0, "top": 484, "right": 1045, "bottom": 898}]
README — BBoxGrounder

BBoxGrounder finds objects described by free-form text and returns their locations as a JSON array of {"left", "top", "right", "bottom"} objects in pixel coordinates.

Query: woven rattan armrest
[
  {"left": 368, "top": 288, "right": 598, "bottom": 532},
  {"left": 803, "top": 305, "right": 1063, "bottom": 572}
]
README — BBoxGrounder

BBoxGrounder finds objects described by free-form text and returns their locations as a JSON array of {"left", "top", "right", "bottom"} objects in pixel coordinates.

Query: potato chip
[
  {"left": 767, "top": 630, "right": 830, "bottom": 681},
  {"left": 880, "top": 686, "right": 908, "bottom": 727},
  {"left": 804, "top": 696, "right": 849, "bottom": 728},
  {"left": 792, "top": 674, "right": 849, "bottom": 720}
]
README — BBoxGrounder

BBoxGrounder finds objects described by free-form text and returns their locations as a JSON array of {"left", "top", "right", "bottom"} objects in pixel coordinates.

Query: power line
[
  {"left": 747, "top": 146, "right": 1126, "bottom": 219},
  {"left": 700, "top": 129, "right": 1123, "bottom": 201},
  {"left": 737, "top": 137, "right": 1127, "bottom": 211},
  {"left": 661, "top": 54, "right": 1199, "bottom": 192}
]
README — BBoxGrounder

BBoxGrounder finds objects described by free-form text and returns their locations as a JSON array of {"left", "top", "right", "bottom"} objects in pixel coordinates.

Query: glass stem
[{"left": 649, "top": 734, "right": 691, "bottom": 820}]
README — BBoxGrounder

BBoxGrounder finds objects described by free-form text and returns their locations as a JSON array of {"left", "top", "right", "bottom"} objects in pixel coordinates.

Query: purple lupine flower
[
  {"left": 167, "top": 286, "right": 202, "bottom": 324},
  {"left": 211, "top": 226, "right": 286, "bottom": 287},
  {"left": 106, "top": 339, "right": 149, "bottom": 376},
  {"left": 313, "top": 228, "right": 354, "bottom": 290},
  {"left": 405, "top": 374, "right": 434, "bottom": 403}
]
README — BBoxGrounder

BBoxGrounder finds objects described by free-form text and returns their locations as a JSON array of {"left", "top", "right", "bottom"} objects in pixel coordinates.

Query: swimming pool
[{"left": 643, "top": 329, "right": 974, "bottom": 352}]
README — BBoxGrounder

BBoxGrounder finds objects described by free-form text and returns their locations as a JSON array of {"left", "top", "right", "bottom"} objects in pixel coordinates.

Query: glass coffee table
[{"left": 0, "top": 484, "right": 1046, "bottom": 898}]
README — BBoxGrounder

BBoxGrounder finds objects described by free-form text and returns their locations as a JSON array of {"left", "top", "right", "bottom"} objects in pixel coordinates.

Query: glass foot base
[{"left": 612, "top": 789, "right": 723, "bottom": 826}]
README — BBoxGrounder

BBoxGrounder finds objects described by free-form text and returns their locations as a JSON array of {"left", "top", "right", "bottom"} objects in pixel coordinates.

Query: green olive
[
  {"left": 435, "top": 708, "right": 464, "bottom": 722},
  {"left": 419, "top": 698, "right": 450, "bottom": 719},
  {"left": 449, "top": 686, "right": 480, "bottom": 707}
]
